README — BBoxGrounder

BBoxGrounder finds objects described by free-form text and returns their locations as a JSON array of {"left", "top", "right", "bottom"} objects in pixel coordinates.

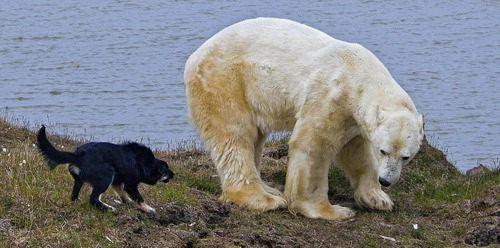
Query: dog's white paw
[
  {"left": 102, "top": 203, "right": 117, "bottom": 212},
  {"left": 138, "top": 203, "right": 156, "bottom": 214}
]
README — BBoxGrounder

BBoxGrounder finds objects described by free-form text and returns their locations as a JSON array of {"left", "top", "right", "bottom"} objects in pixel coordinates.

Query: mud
[
  {"left": 465, "top": 186, "right": 500, "bottom": 247},
  {"left": 464, "top": 219, "right": 499, "bottom": 247}
]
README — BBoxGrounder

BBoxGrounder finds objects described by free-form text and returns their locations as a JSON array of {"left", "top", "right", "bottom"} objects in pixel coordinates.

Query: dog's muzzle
[{"left": 160, "top": 171, "right": 174, "bottom": 183}]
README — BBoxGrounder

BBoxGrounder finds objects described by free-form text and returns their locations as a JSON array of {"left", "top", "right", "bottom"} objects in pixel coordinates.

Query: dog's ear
[
  {"left": 140, "top": 157, "right": 164, "bottom": 185},
  {"left": 125, "top": 142, "right": 155, "bottom": 167},
  {"left": 155, "top": 160, "right": 172, "bottom": 174}
]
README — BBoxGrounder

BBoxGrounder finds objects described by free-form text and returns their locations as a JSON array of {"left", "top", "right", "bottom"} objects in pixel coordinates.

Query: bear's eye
[
  {"left": 402, "top": 156, "right": 410, "bottom": 161},
  {"left": 380, "top": 149, "right": 388, "bottom": 155}
]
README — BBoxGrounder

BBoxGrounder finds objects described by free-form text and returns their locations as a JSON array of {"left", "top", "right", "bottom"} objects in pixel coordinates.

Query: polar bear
[{"left": 184, "top": 18, "right": 424, "bottom": 220}]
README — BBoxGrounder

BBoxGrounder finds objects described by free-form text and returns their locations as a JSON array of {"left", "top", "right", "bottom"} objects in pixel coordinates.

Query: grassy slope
[{"left": 0, "top": 118, "right": 498, "bottom": 247}]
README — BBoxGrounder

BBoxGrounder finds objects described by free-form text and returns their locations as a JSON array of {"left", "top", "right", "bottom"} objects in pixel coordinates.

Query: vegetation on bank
[{"left": 0, "top": 117, "right": 498, "bottom": 247}]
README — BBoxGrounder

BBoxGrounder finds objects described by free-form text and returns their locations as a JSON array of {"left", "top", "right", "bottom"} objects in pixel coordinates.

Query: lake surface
[{"left": 1, "top": 1, "right": 499, "bottom": 170}]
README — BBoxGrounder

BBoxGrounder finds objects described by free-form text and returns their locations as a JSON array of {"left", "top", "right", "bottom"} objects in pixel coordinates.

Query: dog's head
[
  {"left": 142, "top": 156, "right": 174, "bottom": 185},
  {"left": 154, "top": 159, "right": 175, "bottom": 183},
  {"left": 142, "top": 158, "right": 174, "bottom": 185},
  {"left": 126, "top": 142, "right": 175, "bottom": 185}
]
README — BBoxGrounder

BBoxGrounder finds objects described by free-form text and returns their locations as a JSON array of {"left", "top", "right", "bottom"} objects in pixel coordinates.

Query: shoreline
[{"left": 1, "top": 112, "right": 498, "bottom": 173}]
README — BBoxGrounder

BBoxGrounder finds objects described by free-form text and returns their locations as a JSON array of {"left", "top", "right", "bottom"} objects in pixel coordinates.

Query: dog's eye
[
  {"left": 380, "top": 149, "right": 388, "bottom": 155},
  {"left": 402, "top": 156, "right": 410, "bottom": 161}
]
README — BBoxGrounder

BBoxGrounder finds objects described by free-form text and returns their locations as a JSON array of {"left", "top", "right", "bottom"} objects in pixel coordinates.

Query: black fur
[
  {"left": 36, "top": 125, "right": 174, "bottom": 212},
  {"left": 36, "top": 126, "right": 77, "bottom": 169}
]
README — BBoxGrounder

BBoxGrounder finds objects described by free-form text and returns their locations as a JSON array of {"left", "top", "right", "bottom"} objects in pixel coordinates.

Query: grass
[
  {"left": 0, "top": 117, "right": 499, "bottom": 247},
  {"left": 414, "top": 172, "right": 499, "bottom": 205}
]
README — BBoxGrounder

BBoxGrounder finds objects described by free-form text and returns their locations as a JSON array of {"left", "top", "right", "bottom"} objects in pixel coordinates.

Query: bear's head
[{"left": 370, "top": 108, "right": 424, "bottom": 187}]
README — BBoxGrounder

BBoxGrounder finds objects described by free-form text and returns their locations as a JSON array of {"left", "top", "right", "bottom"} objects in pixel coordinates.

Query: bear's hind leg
[
  {"left": 254, "top": 130, "right": 282, "bottom": 196},
  {"left": 284, "top": 120, "right": 355, "bottom": 221},
  {"left": 254, "top": 129, "right": 266, "bottom": 172},
  {"left": 334, "top": 136, "right": 393, "bottom": 211},
  {"left": 185, "top": 64, "right": 285, "bottom": 211},
  {"left": 212, "top": 134, "right": 286, "bottom": 211}
]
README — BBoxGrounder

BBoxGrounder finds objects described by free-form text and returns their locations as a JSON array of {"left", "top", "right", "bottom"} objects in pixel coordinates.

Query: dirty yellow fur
[{"left": 184, "top": 18, "right": 423, "bottom": 220}]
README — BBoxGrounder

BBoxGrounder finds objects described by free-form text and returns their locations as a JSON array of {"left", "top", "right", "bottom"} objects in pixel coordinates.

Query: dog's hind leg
[
  {"left": 89, "top": 184, "right": 115, "bottom": 212},
  {"left": 69, "top": 165, "right": 83, "bottom": 201},
  {"left": 83, "top": 164, "right": 116, "bottom": 211}
]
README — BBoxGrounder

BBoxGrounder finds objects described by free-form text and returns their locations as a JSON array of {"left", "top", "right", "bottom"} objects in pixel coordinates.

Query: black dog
[{"left": 36, "top": 125, "right": 174, "bottom": 213}]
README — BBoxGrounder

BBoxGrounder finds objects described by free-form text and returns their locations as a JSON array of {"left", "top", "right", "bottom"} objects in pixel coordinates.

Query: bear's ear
[
  {"left": 376, "top": 105, "right": 386, "bottom": 125},
  {"left": 418, "top": 113, "right": 424, "bottom": 135}
]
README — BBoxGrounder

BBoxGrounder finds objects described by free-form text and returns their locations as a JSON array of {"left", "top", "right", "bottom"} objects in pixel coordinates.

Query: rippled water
[{"left": 1, "top": 1, "right": 499, "bottom": 170}]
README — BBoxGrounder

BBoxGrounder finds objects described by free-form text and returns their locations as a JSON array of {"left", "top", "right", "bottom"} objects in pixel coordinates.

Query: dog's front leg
[
  {"left": 112, "top": 184, "right": 133, "bottom": 204},
  {"left": 124, "top": 184, "right": 155, "bottom": 214}
]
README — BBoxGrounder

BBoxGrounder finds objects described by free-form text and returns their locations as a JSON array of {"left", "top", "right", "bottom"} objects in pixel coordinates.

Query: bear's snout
[{"left": 379, "top": 177, "right": 392, "bottom": 187}]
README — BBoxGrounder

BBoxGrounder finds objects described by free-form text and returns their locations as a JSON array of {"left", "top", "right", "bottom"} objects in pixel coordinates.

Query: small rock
[
  {"left": 380, "top": 222, "right": 393, "bottom": 228},
  {"left": 0, "top": 218, "right": 12, "bottom": 233},
  {"left": 466, "top": 164, "right": 490, "bottom": 176},
  {"left": 133, "top": 227, "right": 143, "bottom": 234},
  {"left": 462, "top": 200, "right": 472, "bottom": 214},
  {"left": 379, "top": 235, "right": 396, "bottom": 242},
  {"left": 472, "top": 187, "right": 499, "bottom": 213}
]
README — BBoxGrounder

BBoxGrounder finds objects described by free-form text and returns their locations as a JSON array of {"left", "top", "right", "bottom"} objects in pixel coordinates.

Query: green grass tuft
[
  {"left": 154, "top": 182, "right": 196, "bottom": 206},
  {"left": 182, "top": 176, "right": 220, "bottom": 194}
]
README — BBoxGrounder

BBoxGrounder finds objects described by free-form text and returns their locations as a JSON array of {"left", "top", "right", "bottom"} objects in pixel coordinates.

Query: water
[{"left": 1, "top": 1, "right": 499, "bottom": 170}]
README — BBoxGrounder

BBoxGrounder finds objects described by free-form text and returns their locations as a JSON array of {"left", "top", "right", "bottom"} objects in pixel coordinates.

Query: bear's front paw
[{"left": 354, "top": 188, "right": 394, "bottom": 211}]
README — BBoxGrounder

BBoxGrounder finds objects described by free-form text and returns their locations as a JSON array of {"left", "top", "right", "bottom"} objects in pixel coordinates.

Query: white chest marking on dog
[{"left": 69, "top": 165, "right": 80, "bottom": 175}]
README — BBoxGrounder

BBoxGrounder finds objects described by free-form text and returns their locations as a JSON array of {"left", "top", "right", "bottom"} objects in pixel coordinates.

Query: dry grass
[{"left": 0, "top": 117, "right": 498, "bottom": 247}]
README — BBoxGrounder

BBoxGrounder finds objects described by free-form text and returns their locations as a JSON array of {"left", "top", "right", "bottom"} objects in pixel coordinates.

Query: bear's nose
[{"left": 379, "top": 177, "right": 391, "bottom": 187}]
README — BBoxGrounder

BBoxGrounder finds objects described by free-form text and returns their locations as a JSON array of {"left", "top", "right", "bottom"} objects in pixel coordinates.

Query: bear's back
[{"left": 184, "top": 18, "right": 352, "bottom": 79}]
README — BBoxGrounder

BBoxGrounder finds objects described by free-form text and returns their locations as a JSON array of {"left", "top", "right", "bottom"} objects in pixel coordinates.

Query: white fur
[
  {"left": 138, "top": 203, "right": 156, "bottom": 214},
  {"left": 184, "top": 18, "right": 423, "bottom": 220},
  {"left": 69, "top": 165, "right": 80, "bottom": 175}
]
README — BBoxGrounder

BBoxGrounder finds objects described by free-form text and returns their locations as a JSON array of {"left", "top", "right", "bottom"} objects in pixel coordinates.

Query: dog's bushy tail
[{"left": 36, "top": 125, "right": 77, "bottom": 169}]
